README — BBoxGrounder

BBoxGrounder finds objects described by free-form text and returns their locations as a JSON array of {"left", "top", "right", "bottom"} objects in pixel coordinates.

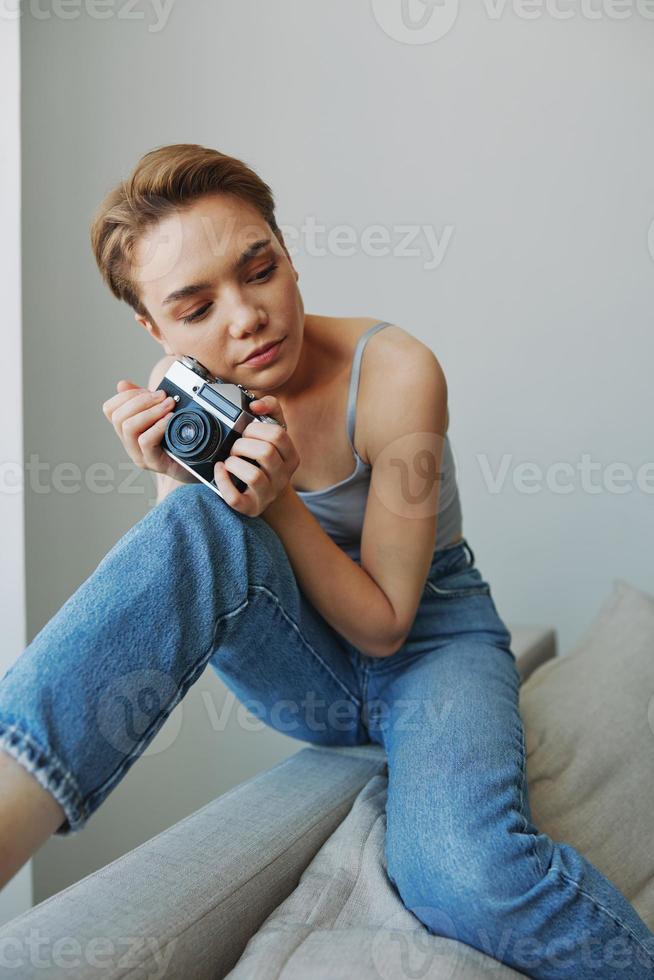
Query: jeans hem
[{"left": 0, "top": 720, "right": 86, "bottom": 836}]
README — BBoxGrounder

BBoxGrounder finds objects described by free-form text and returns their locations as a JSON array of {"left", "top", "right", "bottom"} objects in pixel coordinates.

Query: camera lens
[
  {"left": 179, "top": 422, "right": 198, "bottom": 443},
  {"left": 165, "top": 409, "right": 222, "bottom": 461}
]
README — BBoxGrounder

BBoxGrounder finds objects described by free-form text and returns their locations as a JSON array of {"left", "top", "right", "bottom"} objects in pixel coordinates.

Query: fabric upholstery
[{"left": 227, "top": 582, "right": 654, "bottom": 977}]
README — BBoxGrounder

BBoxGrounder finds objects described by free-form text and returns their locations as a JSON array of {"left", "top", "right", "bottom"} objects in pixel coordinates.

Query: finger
[
  {"left": 213, "top": 460, "right": 245, "bottom": 510},
  {"left": 249, "top": 395, "right": 286, "bottom": 427},
  {"left": 136, "top": 409, "right": 176, "bottom": 467},
  {"left": 103, "top": 387, "right": 156, "bottom": 421},
  {"left": 241, "top": 420, "right": 290, "bottom": 462},
  {"left": 104, "top": 380, "right": 163, "bottom": 419},
  {"left": 120, "top": 397, "right": 176, "bottom": 453},
  {"left": 222, "top": 454, "right": 267, "bottom": 496},
  {"left": 229, "top": 436, "right": 281, "bottom": 477},
  {"left": 111, "top": 389, "right": 168, "bottom": 429}
]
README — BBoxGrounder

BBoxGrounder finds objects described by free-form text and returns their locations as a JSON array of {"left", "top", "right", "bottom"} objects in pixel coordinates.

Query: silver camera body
[{"left": 155, "top": 355, "right": 280, "bottom": 499}]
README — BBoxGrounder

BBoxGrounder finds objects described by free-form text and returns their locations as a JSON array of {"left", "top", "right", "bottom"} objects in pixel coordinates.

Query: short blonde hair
[{"left": 90, "top": 143, "right": 281, "bottom": 316}]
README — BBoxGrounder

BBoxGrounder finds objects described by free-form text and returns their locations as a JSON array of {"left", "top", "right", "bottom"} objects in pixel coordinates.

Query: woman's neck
[{"left": 251, "top": 314, "right": 338, "bottom": 410}]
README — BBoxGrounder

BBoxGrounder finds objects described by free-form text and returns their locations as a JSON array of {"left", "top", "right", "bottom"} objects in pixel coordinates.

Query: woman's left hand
[{"left": 213, "top": 395, "right": 300, "bottom": 517}]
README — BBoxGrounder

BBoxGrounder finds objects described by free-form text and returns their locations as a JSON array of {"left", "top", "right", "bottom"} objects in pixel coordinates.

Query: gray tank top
[{"left": 296, "top": 321, "right": 463, "bottom": 563}]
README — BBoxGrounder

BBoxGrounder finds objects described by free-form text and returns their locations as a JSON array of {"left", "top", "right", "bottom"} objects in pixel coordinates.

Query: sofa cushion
[
  {"left": 226, "top": 773, "right": 524, "bottom": 979},
  {"left": 228, "top": 579, "right": 654, "bottom": 978},
  {"left": 520, "top": 578, "right": 654, "bottom": 927}
]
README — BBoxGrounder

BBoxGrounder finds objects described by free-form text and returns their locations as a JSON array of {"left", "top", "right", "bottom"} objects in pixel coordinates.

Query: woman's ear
[{"left": 134, "top": 312, "right": 174, "bottom": 354}]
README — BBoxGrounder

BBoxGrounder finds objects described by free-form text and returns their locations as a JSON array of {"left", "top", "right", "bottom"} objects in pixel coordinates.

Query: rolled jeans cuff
[{"left": 0, "top": 719, "right": 85, "bottom": 835}]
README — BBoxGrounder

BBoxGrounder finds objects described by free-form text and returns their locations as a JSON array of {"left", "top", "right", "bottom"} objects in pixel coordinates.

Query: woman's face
[{"left": 132, "top": 193, "right": 306, "bottom": 400}]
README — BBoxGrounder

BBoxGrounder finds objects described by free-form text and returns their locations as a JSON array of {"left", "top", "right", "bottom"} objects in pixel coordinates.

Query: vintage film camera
[{"left": 155, "top": 355, "right": 281, "bottom": 499}]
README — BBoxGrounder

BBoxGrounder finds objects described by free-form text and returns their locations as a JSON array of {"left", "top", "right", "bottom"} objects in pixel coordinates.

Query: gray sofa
[{"left": 0, "top": 625, "right": 556, "bottom": 979}]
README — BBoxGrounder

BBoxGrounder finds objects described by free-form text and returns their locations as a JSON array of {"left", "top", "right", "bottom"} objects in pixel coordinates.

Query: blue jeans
[{"left": 0, "top": 482, "right": 652, "bottom": 978}]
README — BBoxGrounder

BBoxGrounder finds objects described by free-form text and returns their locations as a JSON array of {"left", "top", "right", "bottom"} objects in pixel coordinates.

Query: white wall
[
  {"left": 19, "top": 1, "right": 654, "bottom": 901},
  {"left": 0, "top": 14, "right": 32, "bottom": 924}
]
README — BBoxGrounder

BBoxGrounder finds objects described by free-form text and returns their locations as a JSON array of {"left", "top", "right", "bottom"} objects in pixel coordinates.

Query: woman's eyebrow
[{"left": 162, "top": 238, "right": 273, "bottom": 308}]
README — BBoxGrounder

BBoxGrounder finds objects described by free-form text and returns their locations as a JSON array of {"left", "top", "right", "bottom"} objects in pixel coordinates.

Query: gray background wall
[{"left": 19, "top": 1, "right": 654, "bottom": 902}]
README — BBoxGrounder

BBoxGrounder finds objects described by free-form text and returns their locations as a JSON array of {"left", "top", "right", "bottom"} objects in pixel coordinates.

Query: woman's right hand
[{"left": 102, "top": 379, "right": 197, "bottom": 485}]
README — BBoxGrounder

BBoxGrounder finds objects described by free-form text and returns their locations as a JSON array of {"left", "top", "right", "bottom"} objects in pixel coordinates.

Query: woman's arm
[
  {"left": 263, "top": 335, "right": 448, "bottom": 660},
  {"left": 261, "top": 486, "right": 405, "bottom": 659},
  {"left": 144, "top": 353, "right": 398, "bottom": 653}
]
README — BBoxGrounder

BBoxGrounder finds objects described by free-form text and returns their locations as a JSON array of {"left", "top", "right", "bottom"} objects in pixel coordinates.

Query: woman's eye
[
  {"left": 250, "top": 262, "right": 278, "bottom": 283},
  {"left": 182, "top": 303, "right": 212, "bottom": 324},
  {"left": 180, "top": 264, "right": 277, "bottom": 324}
]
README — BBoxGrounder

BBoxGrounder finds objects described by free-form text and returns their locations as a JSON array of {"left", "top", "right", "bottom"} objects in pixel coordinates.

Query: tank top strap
[{"left": 346, "top": 321, "right": 392, "bottom": 452}]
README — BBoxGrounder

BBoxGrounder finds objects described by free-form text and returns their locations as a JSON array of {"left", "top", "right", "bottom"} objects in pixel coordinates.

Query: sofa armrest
[
  {"left": 0, "top": 745, "right": 387, "bottom": 979},
  {"left": 0, "top": 623, "right": 555, "bottom": 978}
]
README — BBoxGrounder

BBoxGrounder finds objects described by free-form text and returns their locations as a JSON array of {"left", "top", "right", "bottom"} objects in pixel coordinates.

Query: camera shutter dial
[{"left": 180, "top": 356, "right": 214, "bottom": 381}]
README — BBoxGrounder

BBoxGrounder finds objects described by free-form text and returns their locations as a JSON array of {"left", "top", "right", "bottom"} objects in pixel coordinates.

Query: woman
[{"left": 0, "top": 144, "right": 652, "bottom": 978}]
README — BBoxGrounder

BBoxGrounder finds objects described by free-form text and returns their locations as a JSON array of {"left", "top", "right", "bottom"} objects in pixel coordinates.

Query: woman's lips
[{"left": 243, "top": 337, "right": 285, "bottom": 366}]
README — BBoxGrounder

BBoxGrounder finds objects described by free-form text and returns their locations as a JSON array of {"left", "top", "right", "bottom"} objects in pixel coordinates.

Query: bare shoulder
[
  {"left": 147, "top": 353, "right": 178, "bottom": 389},
  {"left": 358, "top": 321, "right": 449, "bottom": 462},
  {"left": 360, "top": 321, "right": 437, "bottom": 364}
]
